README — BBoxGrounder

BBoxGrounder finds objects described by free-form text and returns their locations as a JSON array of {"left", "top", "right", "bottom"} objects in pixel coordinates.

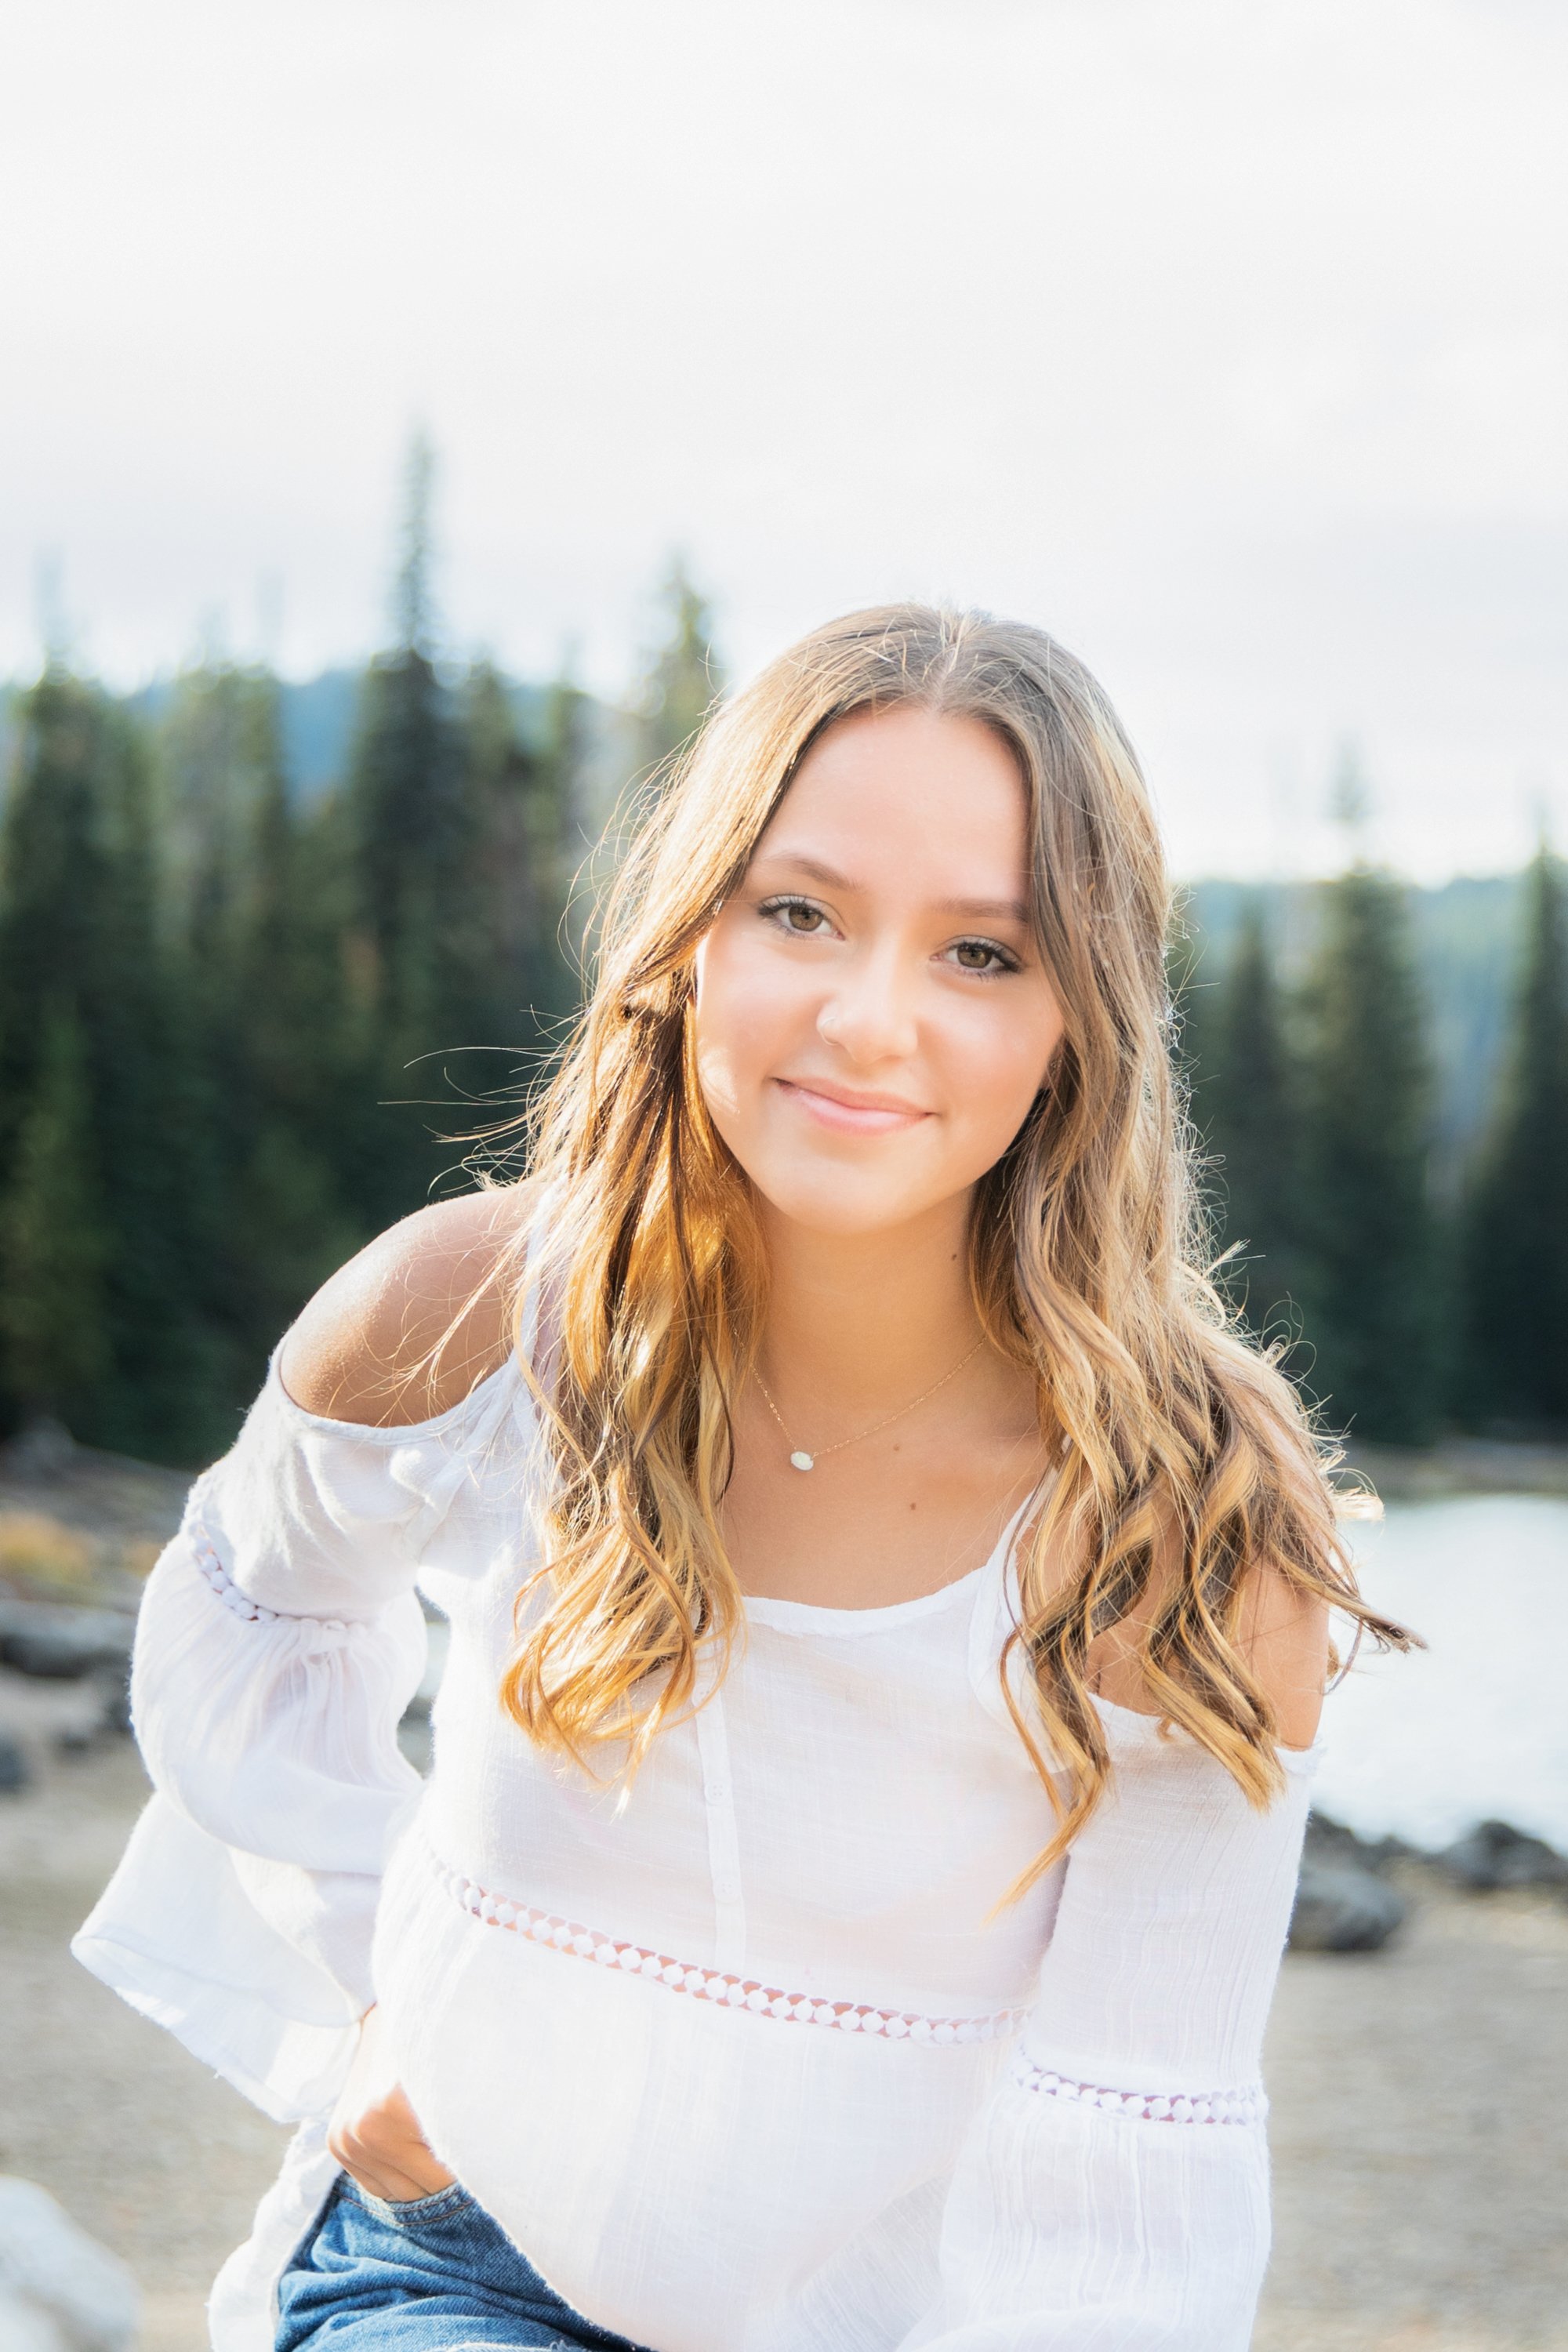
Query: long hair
[{"left": 493, "top": 603, "right": 1408, "bottom": 1883}]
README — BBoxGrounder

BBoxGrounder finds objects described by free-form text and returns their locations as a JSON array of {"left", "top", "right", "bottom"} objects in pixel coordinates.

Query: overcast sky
[{"left": 3, "top": 0, "right": 1563, "bottom": 878}]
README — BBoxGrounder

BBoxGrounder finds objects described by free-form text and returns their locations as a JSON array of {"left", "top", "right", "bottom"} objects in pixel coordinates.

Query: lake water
[{"left": 1315, "top": 1494, "right": 1568, "bottom": 1852}]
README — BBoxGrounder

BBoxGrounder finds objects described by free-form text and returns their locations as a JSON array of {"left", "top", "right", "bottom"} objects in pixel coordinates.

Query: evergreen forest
[
  {"left": 1178, "top": 851, "right": 1567, "bottom": 1446},
  {"left": 1, "top": 479, "right": 1563, "bottom": 1464}
]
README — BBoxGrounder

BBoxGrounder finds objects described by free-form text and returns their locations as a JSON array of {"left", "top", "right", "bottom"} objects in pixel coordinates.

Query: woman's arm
[
  {"left": 278, "top": 1188, "right": 539, "bottom": 2187},
  {"left": 74, "top": 1184, "right": 539, "bottom": 2126},
  {"left": 901, "top": 1594, "right": 1326, "bottom": 2351},
  {"left": 325, "top": 2004, "right": 455, "bottom": 2198}
]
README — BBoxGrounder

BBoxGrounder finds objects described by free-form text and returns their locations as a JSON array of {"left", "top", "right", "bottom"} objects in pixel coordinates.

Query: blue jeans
[{"left": 275, "top": 2174, "right": 655, "bottom": 2351}]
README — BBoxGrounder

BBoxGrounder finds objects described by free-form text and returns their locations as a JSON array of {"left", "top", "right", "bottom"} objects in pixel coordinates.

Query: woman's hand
[{"left": 326, "top": 2005, "right": 456, "bottom": 2202}]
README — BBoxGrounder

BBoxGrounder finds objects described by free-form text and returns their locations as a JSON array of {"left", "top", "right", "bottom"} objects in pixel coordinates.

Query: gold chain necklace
[{"left": 753, "top": 1336, "right": 986, "bottom": 1472}]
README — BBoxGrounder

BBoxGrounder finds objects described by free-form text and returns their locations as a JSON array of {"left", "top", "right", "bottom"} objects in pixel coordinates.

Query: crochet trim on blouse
[
  {"left": 190, "top": 1524, "right": 339, "bottom": 1628},
  {"left": 433, "top": 1848, "right": 1030, "bottom": 2046},
  {"left": 1012, "top": 2052, "right": 1266, "bottom": 2125}
]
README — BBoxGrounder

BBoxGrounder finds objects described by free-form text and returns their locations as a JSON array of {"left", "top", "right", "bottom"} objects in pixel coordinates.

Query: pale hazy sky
[{"left": 3, "top": 0, "right": 1563, "bottom": 877}]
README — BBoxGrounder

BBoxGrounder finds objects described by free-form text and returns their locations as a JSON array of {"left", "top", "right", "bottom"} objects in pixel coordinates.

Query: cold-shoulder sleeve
[
  {"left": 898, "top": 1698, "right": 1316, "bottom": 2352},
  {"left": 71, "top": 1352, "right": 524, "bottom": 2125}
]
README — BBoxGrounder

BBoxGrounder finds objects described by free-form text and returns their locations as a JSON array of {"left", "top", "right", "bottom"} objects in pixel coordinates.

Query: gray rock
[
  {"left": 1438, "top": 1818, "right": 1568, "bottom": 1893},
  {"left": 0, "top": 1733, "right": 29, "bottom": 1795},
  {"left": 0, "top": 1603, "right": 133, "bottom": 1682},
  {"left": 1303, "top": 1810, "right": 1414, "bottom": 1875},
  {"left": 1289, "top": 1860, "right": 1407, "bottom": 1952},
  {"left": 96, "top": 1674, "right": 132, "bottom": 1737},
  {"left": 53, "top": 1668, "right": 133, "bottom": 1754},
  {"left": 0, "top": 1417, "right": 75, "bottom": 1478}
]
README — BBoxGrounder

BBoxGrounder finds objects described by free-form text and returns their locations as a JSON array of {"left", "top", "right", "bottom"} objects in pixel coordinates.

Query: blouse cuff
[
  {"left": 897, "top": 2074, "right": 1272, "bottom": 2350},
  {"left": 73, "top": 1797, "right": 371, "bottom": 2122}
]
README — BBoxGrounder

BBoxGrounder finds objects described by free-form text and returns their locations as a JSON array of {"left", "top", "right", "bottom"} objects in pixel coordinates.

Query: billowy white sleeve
[
  {"left": 71, "top": 1361, "right": 445, "bottom": 2124},
  {"left": 898, "top": 1698, "right": 1316, "bottom": 2352}
]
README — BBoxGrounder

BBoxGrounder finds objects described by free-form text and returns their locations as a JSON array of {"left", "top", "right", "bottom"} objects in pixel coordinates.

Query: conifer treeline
[
  {"left": 0, "top": 477, "right": 722, "bottom": 1463},
  {"left": 1179, "top": 850, "right": 1568, "bottom": 1446},
  {"left": 0, "top": 492, "right": 1562, "bottom": 1458}
]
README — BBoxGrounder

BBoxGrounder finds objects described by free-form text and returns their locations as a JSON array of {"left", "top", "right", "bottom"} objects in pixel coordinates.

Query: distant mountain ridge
[
  {"left": 0, "top": 668, "right": 593, "bottom": 808},
  {"left": 120, "top": 667, "right": 566, "bottom": 804}
]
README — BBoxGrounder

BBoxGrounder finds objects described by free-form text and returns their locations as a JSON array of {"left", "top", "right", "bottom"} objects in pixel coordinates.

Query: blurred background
[{"left": 1, "top": 3, "right": 1564, "bottom": 2348}]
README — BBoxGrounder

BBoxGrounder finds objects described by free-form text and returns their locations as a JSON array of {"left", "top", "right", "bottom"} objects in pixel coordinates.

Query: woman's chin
[{"left": 746, "top": 1165, "right": 948, "bottom": 1240}]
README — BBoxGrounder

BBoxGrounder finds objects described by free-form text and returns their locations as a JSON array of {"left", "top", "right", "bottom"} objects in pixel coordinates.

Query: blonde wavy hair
[{"left": 494, "top": 602, "right": 1408, "bottom": 1883}]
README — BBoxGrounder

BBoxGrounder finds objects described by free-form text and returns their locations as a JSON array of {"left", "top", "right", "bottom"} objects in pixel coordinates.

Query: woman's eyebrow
[
  {"left": 751, "top": 851, "right": 1029, "bottom": 925},
  {"left": 750, "top": 851, "right": 858, "bottom": 891},
  {"left": 933, "top": 893, "right": 1032, "bottom": 924}
]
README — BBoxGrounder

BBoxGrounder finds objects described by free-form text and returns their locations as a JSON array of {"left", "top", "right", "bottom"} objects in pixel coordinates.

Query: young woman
[{"left": 78, "top": 604, "right": 1402, "bottom": 2352}]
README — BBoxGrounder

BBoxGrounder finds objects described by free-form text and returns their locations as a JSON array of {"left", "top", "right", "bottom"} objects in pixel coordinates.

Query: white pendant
[{"left": 789, "top": 1450, "right": 815, "bottom": 1472}]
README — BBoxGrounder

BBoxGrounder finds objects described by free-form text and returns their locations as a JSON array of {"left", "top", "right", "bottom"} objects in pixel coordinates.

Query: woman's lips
[{"left": 772, "top": 1077, "right": 931, "bottom": 1135}]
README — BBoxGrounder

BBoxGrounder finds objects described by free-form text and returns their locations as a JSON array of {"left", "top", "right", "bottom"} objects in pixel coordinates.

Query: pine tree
[
  {"left": 0, "top": 671, "right": 113, "bottom": 1153},
  {"left": 1300, "top": 867, "right": 1439, "bottom": 1444},
  {"left": 201, "top": 670, "right": 365, "bottom": 1358},
  {"left": 0, "top": 668, "right": 222, "bottom": 1458},
  {"left": 232, "top": 668, "right": 310, "bottom": 1090},
  {"left": 158, "top": 658, "right": 260, "bottom": 961},
  {"left": 91, "top": 695, "right": 230, "bottom": 1457},
  {"left": 0, "top": 1007, "right": 110, "bottom": 1420},
  {"left": 339, "top": 437, "right": 477, "bottom": 1221},
  {"left": 1204, "top": 906, "right": 1305, "bottom": 1341},
  {"left": 347, "top": 436, "right": 474, "bottom": 1050},
  {"left": 633, "top": 558, "right": 724, "bottom": 779},
  {"left": 461, "top": 662, "right": 579, "bottom": 1049},
  {"left": 1457, "top": 847, "right": 1568, "bottom": 1430},
  {"left": 538, "top": 666, "right": 601, "bottom": 985}
]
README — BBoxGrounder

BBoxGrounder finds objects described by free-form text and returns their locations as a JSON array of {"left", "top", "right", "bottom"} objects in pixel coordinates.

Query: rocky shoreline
[{"left": 1290, "top": 1809, "right": 1568, "bottom": 1955}]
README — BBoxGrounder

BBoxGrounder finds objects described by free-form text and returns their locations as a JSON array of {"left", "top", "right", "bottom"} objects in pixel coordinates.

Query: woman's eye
[
  {"left": 949, "top": 938, "right": 1017, "bottom": 976},
  {"left": 760, "top": 896, "right": 829, "bottom": 936}
]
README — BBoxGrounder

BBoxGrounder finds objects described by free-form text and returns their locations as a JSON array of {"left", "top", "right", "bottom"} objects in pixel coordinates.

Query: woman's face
[{"left": 692, "top": 703, "right": 1065, "bottom": 1237}]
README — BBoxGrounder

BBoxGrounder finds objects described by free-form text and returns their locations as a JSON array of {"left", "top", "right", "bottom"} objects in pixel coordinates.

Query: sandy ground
[
  {"left": 0, "top": 1679, "right": 290, "bottom": 2352},
  {"left": 3, "top": 1671, "right": 1566, "bottom": 2352},
  {"left": 1258, "top": 1861, "right": 1568, "bottom": 2352}
]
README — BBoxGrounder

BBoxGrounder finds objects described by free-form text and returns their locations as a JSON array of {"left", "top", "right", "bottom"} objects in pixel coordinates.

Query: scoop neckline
[
  {"left": 741, "top": 1562, "right": 988, "bottom": 1637},
  {"left": 740, "top": 1487, "right": 1040, "bottom": 1639}
]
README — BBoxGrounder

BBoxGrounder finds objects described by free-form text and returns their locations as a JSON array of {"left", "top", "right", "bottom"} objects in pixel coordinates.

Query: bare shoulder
[
  {"left": 1090, "top": 1543, "right": 1330, "bottom": 1753},
  {"left": 1234, "top": 1566, "right": 1330, "bottom": 1752},
  {"left": 278, "top": 1180, "right": 540, "bottom": 1428}
]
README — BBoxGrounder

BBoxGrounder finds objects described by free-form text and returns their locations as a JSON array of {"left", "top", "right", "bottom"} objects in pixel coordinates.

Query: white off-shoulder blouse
[{"left": 74, "top": 1263, "right": 1317, "bottom": 2352}]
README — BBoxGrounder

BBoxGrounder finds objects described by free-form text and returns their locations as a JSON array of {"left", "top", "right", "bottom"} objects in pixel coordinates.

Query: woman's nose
[{"left": 816, "top": 946, "right": 919, "bottom": 1065}]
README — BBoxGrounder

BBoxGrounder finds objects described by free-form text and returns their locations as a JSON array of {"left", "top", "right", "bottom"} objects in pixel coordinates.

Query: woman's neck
[
  {"left": 754, "top": 1190, "right": 982, "bottom": 1416},
  {"left": 727, "top": 1187, "right": 1046, "bottom": 1612}
]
